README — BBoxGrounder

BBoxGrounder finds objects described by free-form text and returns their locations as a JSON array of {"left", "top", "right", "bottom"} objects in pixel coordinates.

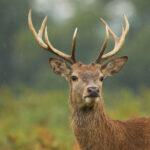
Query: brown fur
[
  {"left": 49, "top": 58, "right": 150, "bottom": 150},
  {"left": 71, "top": 96, "right": 150, "bottom": 150}
]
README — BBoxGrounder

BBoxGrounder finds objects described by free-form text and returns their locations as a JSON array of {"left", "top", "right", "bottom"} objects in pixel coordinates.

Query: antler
[
  {"left": 28, "top": 9, "right": 77, "bottom": 64},
  {"left": 96, "top": 25, "right": 109, "bottom": 63},
  {"left": 96, "top": 14, "right": 129, "bottom": 63}
]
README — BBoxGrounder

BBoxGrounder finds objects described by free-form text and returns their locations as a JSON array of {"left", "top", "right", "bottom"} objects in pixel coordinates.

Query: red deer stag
[{"left": 28, "top": 9, "right": 150, "bottom": 150}]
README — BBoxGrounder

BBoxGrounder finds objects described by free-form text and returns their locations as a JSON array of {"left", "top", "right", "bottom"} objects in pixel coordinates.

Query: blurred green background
[{"left": 0, "top": 0, "right": 150, "bottom": 149}]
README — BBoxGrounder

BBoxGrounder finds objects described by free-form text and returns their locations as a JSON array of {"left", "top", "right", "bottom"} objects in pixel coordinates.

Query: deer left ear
[
  {"left": 101, "top": 56, "right": 128, "bottom": 77},
  {"left": 49, "top": 58, "right": 71, "bottom": 78}
]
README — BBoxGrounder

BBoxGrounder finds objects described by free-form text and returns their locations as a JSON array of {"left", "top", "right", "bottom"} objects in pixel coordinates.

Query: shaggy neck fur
[
  {"left": 70, "top": 88, "right": 126, "bottom": 150},
  {"left": 70, "top": 92, "right": 150, "bottom": 150}
]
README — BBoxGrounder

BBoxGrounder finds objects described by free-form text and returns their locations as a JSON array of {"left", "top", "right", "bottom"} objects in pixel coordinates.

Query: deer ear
[
  {"left": 101, "top": 56, "right": 128, "bottom": 77},
  {"left": 49, "top": 58, "right": 71, "bottom": 78}
]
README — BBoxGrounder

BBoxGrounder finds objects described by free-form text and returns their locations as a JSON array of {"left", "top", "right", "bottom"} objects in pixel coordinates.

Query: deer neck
[
  {"left": 70, "top": 92, "right": 119, "bottom": 150},
  {"left": 70, "top": 95, "right": 111, "bottom": 129}
]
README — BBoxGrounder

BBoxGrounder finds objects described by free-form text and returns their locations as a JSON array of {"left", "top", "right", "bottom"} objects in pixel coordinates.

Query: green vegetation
[
  {"left": 0, "top": 85, "right": 72, "bottom": 149},
  {"left": 0, "top": 85, "right": 150, "bottom": 149}
]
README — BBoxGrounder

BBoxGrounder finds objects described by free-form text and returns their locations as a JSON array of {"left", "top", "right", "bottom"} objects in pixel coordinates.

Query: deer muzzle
[{"left": 84, "top": 86, "right": 100, "bottom": 105}]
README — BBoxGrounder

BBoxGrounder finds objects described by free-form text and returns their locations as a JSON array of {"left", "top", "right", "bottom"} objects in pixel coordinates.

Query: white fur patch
[
  {"left": 85, "top": 97, "right": 92, "bottom": 103},
  {"left": 85, "top": 97, "right": 100, "bottom": 104},
  {"left": 95, "top": 97, "right": 100, "bottom": 102}
]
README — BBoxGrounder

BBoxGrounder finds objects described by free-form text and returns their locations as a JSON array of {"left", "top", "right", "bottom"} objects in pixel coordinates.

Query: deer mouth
[{"left": 84, "top": 95, "right": 100, "bottom": 104}]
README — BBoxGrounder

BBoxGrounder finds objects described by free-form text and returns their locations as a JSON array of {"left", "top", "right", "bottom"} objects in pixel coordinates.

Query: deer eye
[
  {"left": 71, "top": 75, "right": 78, "bottom": 81},
  {"left": 100, "top": 76, "right": 104, "bottom": 81}
]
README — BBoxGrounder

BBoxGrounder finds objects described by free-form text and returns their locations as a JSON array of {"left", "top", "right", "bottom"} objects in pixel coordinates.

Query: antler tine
[
  {"left": 28, "top": 9, "right": 48, "bottom": 50},
  {"left": 71, "top": 28, "right": 78, "bottom": 63},
  {"left": 99, "top": 14, "right": 129, "bottom": 62},
  {"left": 96, "top": 25, "right": 109, "bottom": 63},
  {"left": 44, "top": 26, "right": 75, "bottom": 64},
  {"left": 28, "top": 9, "right": 76, "bottom": 64}
]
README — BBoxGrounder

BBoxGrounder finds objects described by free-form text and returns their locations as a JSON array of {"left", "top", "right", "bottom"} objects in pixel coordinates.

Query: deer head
[{"left": 28, "top": 10, "right": 129, "bottom": 110}]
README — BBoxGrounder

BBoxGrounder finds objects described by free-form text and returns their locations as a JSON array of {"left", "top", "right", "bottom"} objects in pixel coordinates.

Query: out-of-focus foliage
[
  {"left": 0, "top": 85, "right": 150, "bottom": 149},
  {"left": 0, "top": 85, "right": 72, "bottom": 149},
  {"left": 0, "top": 0, "right": 150, "bottom": 89}
]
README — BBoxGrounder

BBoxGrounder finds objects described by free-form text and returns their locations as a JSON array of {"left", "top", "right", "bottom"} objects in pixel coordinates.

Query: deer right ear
[
  {"left": 101, "top": 56, "right": 128, "bottom": 77},
  {"left": 49, "top": 58, "right": 71, "bottom": 78}
]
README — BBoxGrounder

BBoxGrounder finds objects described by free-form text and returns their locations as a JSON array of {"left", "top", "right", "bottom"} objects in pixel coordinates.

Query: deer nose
[{"left": 87, "top": 87, "right": 99, "bottom": 97}]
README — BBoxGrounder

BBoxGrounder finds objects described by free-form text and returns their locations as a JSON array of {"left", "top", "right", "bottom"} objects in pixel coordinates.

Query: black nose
[{"left": 87, "top": 87, "right": 99, "bottom": 97}]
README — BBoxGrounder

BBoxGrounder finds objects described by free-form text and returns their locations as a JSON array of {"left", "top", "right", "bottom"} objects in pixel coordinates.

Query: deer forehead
[
  {"left": 71, "top": 63, "right": 102, "bottom": 80},
  {"left": 72, "top": 62, "right": 101, "bottom": 71}
]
